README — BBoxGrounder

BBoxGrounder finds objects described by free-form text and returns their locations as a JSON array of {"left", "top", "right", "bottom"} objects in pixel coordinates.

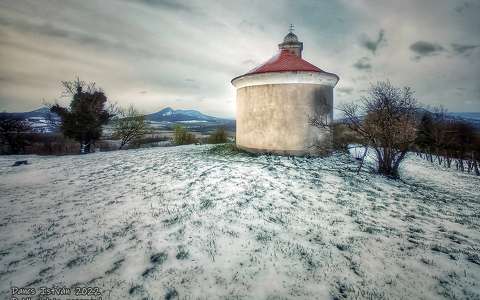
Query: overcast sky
[{"left": 0, "top": 0, "right": 479, "bottom": 118}]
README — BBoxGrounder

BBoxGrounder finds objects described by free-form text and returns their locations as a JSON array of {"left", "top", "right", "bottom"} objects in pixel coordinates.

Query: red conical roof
[{"left": 245, "top": 50, "right": 323, "bottom": 75}]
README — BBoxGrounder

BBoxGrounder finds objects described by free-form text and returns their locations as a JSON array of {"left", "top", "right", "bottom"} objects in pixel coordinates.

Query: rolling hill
[
  {"left": 2, "top": 106, "right": 478, "bottom": 133},
  {"left": 145, "top": 107, "right": 235, "bottom": 131},
  {"left": 0, "top": 106, "right": 235, "bottom": 133},
  {"left": 0, "top": 107, "right": 60, "bottom": 133}
]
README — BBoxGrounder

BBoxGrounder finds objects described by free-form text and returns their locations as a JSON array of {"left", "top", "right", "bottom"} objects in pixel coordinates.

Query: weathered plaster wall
[{"left": 236, "top": 83, "right": 333, "bottom": 155}]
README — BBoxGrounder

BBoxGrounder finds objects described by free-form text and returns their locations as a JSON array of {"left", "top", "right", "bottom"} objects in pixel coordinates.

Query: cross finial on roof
[{"left": 289, "top": 24, "right": 294, "bottom": 33}]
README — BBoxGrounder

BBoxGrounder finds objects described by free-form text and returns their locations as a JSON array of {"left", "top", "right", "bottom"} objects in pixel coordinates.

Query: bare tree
[
  {"left": 339, "top": 81, "right": 418, "bottom": 178},
  {"left": 308, "top": 102, "right": 337, "bottom": 154},
  {"left": 112, "top": 105, "right": 149, "bottom": 149}
]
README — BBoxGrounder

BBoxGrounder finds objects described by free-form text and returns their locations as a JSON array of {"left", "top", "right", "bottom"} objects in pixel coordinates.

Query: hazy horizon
[
  {"left": 2, "top": 101, "right": 480, "bottom": 120},
  {"left": 1, "top": 0, "right": 479, "bottom": 118}
]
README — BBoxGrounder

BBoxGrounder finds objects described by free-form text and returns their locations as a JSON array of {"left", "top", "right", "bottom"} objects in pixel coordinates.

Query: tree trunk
[
  {"left": 119, "top": 139, "right": 127, "bottom": 150},
  {"left": 391, "top": 150, "right": 407, "bottom": 178},
  {"left": 356, "top": 146, "right": 368, "bottom": 175},
  {"left": 80, "top": 141, "right": 92, "bottom": 154}
]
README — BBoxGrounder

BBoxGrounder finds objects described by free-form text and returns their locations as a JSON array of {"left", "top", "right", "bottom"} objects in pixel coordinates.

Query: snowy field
[{"left": 0, "top": 145, "right": 479, "bottom": 299}]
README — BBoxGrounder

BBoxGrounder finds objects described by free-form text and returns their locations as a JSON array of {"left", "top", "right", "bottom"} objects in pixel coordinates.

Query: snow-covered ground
[{"left": 0, "top": 145, "right": 479, "bottom": 299}]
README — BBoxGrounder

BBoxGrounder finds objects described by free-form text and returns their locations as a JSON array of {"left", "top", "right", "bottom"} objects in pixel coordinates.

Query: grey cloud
[
  {"left": 455, "top": 2, "right": 471, "bottom": 14},
  {"left": 410, "top": 41, "right": 445, "bottom": 59},
  {"left": 0, "top": 0, "right": 479, "bottom": 115},
  {"left": 0, "top": 15, "right": 154, "bottom": 58},
  {"left": 0, "top": 39, "right": 101, "bottom": 68},
  {"left": 238, "top": 20, "right": 265, "bottom": 32},
  {"left": 0, "top": 72, "right": 46, "bottom": 87},
  {"left": 0, "top": 16, "right": 93, "bottom": 44},
  {"left": 337, "top": 87, "right": 354, "bottom": 95},
  {"left": 0, "top": 17, "right": 68, "bottom": 39},
  {"left": 451, "top": 43, "right": 479, "bottom": 56},
  {"left": 353, "top": 57, "right": 371, "bottom": 70},
  {"left": 360, "top": 29, "right": 386, "bottom": 55},
  {"left": 131, "top": 0, "right": 195, "bottom": 12},
  {"left": 241, "top": 59, "right": 258, "bottom": 67},
  {"left": 183, "top": 78, "right": 200, "bottom": 89}
]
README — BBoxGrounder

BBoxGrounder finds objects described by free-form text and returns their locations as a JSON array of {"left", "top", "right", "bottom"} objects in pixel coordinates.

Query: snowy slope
[{"left": 0, "top": 146, "right": 479, "bottom": 299}]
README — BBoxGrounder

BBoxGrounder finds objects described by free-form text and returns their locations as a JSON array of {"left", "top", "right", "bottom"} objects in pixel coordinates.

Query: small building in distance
[{"left": 231, "top": 28, "right": 339, "bottom": 156}]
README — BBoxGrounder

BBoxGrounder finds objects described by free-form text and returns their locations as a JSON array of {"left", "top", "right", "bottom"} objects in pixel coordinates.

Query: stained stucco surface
[{"left": 236, "top": 83, "right": 333, "bottom": 155}]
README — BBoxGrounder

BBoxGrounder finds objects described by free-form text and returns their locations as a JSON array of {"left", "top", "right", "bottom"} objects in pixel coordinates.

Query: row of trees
[
  {"left": 311, "top": 81, "right": 419, "bottom": 178},
  {"left": 416, "top": 108, "right": 479, "bottom": 175},
  {"left": 4, "top": 78, "right": 476, "bottom": 180},
  {"left": 48, "top": 79, "right": 151, "bottom": 153},
  {"left": 54, "top": 79, "right": 228, "bottom": 152},
  {"left": 1, "top": 78, "right": 227, "bottom": 154},
  {"left": 312, "top": 81, "right": 479, "bottom": 178}
]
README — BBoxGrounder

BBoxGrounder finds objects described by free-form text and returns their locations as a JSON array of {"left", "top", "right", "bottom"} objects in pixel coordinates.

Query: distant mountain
[
  {"left": 0, "top": 106, "right": 58, "bottom": 120},
  {"left": 447, "top": 112, "right": 480, "bottom": 121},
  {"left": 145, "top": 107, "right": 235, "bottom": 132},
  {"left": 145, "top": 107, "right": 232, "bottom": 123},
  {"left": 2, "top": 106, "right": 478, "bottom": 134},
  {"left": 0, "top": 106, "right": 235, "bottom": 133},
  {"left": 446, "top": 112, "right": 480, "bottom": 130},
  {"left": 0, "top": 106, "right": 60, "bottom": 133}
]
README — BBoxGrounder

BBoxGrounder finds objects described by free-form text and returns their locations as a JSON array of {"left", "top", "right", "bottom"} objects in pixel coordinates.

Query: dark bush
[
  {"left": 207, "top": 127, "right": 228, "bottom": 144},
  {"left": 51, "top": 78, "right": 114, "bottom": 154},
  {"left": 331, "top": 123, "right": 362, "bottom": 151},
  {"left": 19, "top": 133, "right": 117, "bottom": 155},
  {"left": 173, "top": 125, "right": 197, "bottom": 145},
  {"left": 208, "top": 142, "right": 251, "bottom": 156},
  {"left": 129, "top": 135, "right": 170, "bottom": 149},
  {"left": 0, "top": 118, "right": 31, "bottom": 154},
  {"left": 23, "top": 133, "right": 79, "bottom": 155}
]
